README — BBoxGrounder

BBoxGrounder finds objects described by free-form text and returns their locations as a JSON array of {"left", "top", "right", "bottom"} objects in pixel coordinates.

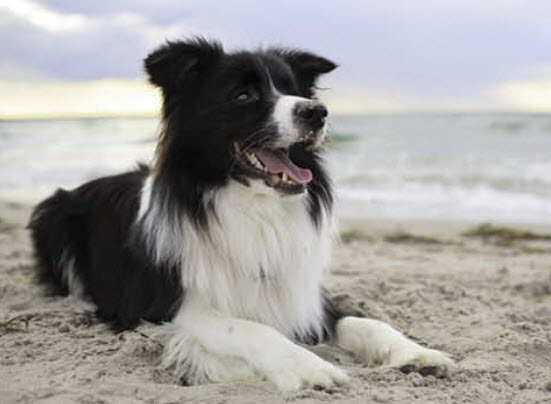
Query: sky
[{"left": 0, "top": 0, "right": 550, "bottom": 117}]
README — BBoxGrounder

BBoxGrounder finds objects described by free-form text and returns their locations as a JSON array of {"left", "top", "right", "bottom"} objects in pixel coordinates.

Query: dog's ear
[
  {"left": 144, "top": 37, "right": 223, "bottom": 89},
  {"left": 271, "top": 49, "right": 337, "bottom": 96}
]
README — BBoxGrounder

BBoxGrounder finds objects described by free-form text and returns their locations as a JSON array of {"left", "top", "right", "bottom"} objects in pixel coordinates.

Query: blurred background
[{"left": 1, "top": 0, "right": 550, "bottom": 224}]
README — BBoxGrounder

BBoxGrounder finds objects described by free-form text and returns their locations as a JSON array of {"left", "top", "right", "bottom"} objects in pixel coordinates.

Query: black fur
[
  {"left": 29, "top": 37, "right": 339, "bottom": 337},
  {"left": 29, "top": 165, "right": 183, "bottom": 330}
]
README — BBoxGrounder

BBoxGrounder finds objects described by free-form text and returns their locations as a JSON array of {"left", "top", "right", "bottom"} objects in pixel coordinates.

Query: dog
[{"left": 29, "top": 37, "right": 453, "bottom": 391}]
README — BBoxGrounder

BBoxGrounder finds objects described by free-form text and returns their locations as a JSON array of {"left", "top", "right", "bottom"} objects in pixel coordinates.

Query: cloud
[
  {"left": 0, "top": 0, "right": 87, "bottom": 32},
  {"left": 1, "top": 0, "right": 550, "bottom": 112},
  {"left": 0, "top": 78, "right": 161, "bottom": 117},
  {"left": 496, "top": 79, "right": 551, "bottom": 111},
  {"left": 0, "top": 0, "right": 191, "bottom": 79}
]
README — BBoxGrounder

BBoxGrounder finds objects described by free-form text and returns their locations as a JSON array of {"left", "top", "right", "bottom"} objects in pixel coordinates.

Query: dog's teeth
[
  {"left": 281, "top": 173, "right": 288, "bottom": 182},
  {"left": 244, "top": 151, "right": 265, "bottom": 170}
]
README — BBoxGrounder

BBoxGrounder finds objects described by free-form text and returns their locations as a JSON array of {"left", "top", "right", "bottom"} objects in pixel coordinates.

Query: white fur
[
  {"left": 336, "top": 317, "right": 453, "bottom": 372},
  {"left": 137, "top": 175, "right": 153, "bottom": 221},
  {"left": 271, "top": 95, "right": 309, "bottom": 148},
  {"left": 181, "top": 180, "right": 334, "bottom": 337},
  {"left": 161, "top": 298, "right": 348, "bottom": 391},
  {"left": 139, "top": 177, "right": 342, "bottom": 386},
  {"left": 140, "top": 178, "right": 334, "bottom": 337},
  {"left": 59, "top": 249, "right": 83, "bottom": 297},
  {"left": 138, "top": 175, "right": 185, "bottom": 267}
]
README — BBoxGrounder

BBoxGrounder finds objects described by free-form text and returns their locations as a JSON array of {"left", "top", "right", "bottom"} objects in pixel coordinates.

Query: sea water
[{"left": 1, "top": 114, "right": 550, "bottom": 224}]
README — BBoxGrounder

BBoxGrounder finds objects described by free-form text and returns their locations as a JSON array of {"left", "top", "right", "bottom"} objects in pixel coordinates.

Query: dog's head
[{"left": 145, "top": 37, "right": 337, "bottom": 196}]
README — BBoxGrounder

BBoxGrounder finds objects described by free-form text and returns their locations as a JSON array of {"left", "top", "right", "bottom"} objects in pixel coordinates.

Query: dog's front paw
[
  {"left": 390, "top": 345, "right": 454, "bottom": 378},
  {"left": 264, "top": 345, "right": 349, "bottom": 391}
]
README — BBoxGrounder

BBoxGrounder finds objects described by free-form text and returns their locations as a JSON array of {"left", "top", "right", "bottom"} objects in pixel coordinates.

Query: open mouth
[{"left": 233, "top": 142, "right": 312, "bottom": 193}]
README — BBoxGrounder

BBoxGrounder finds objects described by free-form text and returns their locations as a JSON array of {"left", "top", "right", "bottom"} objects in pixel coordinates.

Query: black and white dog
[{"left": 29, "top": 38, "right": 452, "bottom": 391}]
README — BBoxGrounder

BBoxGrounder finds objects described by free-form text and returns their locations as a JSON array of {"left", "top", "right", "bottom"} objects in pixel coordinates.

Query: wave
[{"left": 1, "top": 114, "right": 550, "bottom": 223}]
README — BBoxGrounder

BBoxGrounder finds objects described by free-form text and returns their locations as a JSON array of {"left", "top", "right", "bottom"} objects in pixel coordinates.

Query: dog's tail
[{"left": 28, "top": 189, "right": 83, "bottom": 295}]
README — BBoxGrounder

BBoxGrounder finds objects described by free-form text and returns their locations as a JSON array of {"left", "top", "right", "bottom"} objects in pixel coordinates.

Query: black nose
[{"left": 295, "top": 102, "right": 328, "bottom": 129}]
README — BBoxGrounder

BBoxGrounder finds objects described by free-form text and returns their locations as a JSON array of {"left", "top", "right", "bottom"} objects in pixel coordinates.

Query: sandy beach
[{"left": 1, "top": 200, "right": 550, "bottom": 404}]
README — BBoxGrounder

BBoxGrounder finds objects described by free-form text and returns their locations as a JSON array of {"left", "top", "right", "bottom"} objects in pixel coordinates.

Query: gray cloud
[{"left": 1, "top": 0, "right": 550, "bottom": 103}]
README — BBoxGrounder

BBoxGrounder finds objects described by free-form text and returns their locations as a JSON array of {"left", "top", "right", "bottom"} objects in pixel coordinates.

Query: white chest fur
[
  {"left": 139, "top": 178, "right": 334, "bottom": 340},
  {"left": 182, "top": 181, "right": 334, "bottom": 339}
]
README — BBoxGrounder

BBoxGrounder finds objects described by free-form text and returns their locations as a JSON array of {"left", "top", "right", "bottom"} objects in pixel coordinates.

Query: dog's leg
[
  {"left": 335, "top": 316, "right": 454, "bottom": 376},
  {"left": 161, "top": 304, "right": 348, "bottom": 391}
]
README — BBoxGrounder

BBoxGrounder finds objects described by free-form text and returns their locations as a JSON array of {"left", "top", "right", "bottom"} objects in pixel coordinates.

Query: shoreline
[{"left": 3, "top": 198, "right": 551, "bottom": 236}]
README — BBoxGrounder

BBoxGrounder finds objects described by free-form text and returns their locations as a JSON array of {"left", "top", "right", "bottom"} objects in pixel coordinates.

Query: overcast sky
[{"left": 1, "top": 0, "right": 550, "bottom": 116}]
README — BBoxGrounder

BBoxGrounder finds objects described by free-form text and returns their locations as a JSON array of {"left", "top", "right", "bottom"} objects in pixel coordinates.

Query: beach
[
  {"left": 2, "top": 200, "right": 550, "bottom": 403},
  {"left": 2, "top": 0, "right": 551, "bottom": 400},
  {"left": 2, "top": 0, "right": 551, "bottom": 401}
]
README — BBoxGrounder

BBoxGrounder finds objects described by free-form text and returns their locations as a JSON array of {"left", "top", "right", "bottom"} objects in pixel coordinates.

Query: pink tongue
[{"left": 252, "top": 149, "right": 313, "bottom": 184}]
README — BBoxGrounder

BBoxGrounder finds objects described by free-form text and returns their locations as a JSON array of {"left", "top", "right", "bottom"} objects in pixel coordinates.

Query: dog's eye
[
  {"left": 235, "top": 88, "right": 259, "bottom": 104},
  {"left": 236, "top": 92, "right": 250, "bottom": 102}
]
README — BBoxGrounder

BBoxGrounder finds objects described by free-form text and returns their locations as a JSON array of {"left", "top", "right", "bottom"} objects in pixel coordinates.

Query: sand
[{"left": 1, "top": 201, "right": 550, "bottom": 403}]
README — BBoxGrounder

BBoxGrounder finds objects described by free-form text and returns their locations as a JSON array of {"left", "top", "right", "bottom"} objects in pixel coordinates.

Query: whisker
[{"left": 227, "top": 126, "right": 273, "bottom": 172}]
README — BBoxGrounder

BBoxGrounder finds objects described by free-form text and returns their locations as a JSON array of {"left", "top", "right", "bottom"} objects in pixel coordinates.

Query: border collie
[{"left": 29, "top": 37, "right": 453, "bottom": 391}]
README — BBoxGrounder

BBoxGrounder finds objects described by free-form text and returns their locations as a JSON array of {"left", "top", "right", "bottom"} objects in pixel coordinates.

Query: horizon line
[{"left": 2, "top": 109, "right": 551, "bottom": 121}]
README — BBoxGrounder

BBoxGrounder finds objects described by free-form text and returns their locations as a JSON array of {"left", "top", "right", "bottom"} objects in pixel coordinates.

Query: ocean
[{"left": 1, "top": 114, "right": 550, "bottom": 224}]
